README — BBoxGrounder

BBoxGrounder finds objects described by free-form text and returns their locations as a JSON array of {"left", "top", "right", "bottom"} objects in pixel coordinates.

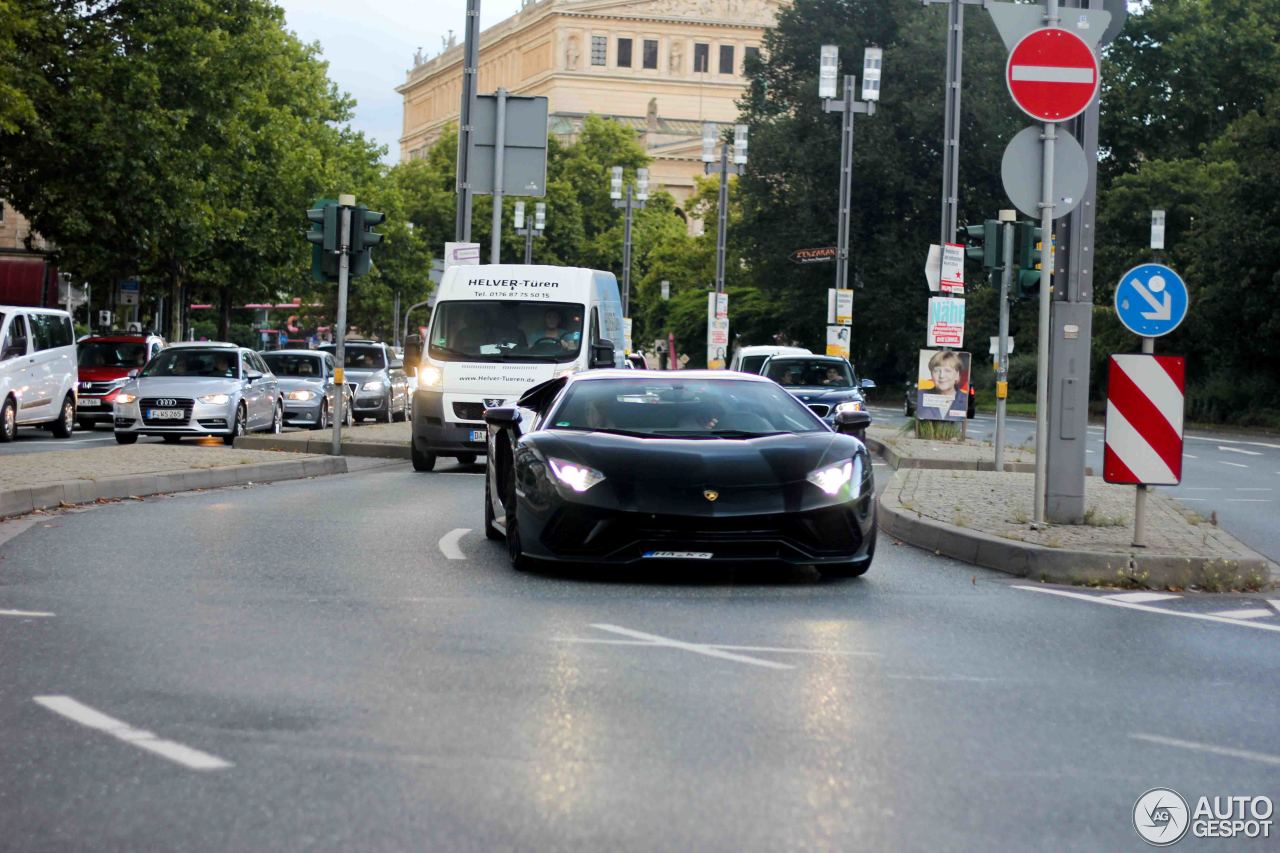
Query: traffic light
[
  {"left": 1015, "top": 221, "right": 1042, "bottom": 297},
  {"left": 306, "top": 201, "right": 339, "bottom": 282},
  {"left": 349, "top": 205, "right": 385, "bottom": 278},
  {"left": 962, "top": 220, "right": 1002, "bottom": 269}
]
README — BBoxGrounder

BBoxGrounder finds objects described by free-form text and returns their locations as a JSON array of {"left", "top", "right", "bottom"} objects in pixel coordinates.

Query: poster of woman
[{"left": 915, "top": 348, "right": 971, "bottom": 420}]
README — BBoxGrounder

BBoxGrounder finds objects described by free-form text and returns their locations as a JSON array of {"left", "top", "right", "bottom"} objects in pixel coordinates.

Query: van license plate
[
  {"left": 469, "top": 430, "right": 486, "bottom": 442},
  {"left": 148, "top": 409, "right": 185, "bottom": 420},
  {"left": 643, "top": 551, "right": 714, "bottom": 560}
]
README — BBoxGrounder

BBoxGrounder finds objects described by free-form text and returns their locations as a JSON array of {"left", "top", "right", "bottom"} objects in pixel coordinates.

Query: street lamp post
[
  {"left": 610, "top": 166, "right": 649, "bottom": 315},
  {"left": 820, "top": 45, "right": 881, "bottom": 295},
  {"left": 702, "top": 123, "right": 747, "bottom": 295},
  {"left": 514, "top": 201, "right": 546, "bottom": 264}
]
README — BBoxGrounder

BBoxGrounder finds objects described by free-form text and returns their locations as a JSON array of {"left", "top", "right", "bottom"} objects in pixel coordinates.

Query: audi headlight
[
  {"left": 548, "top": 457, "right": 606, "bottom": 493},
  {"left": 362, "top": 379, "right": 385, "bottom": 392},
  {"left": 198, "top": 393, "right": 231, "bottom": 405},
  {"left": 835, "top": 400, "right": 863, "bottom": 413},
  {"left": 287, "top": 389, "right": 317, "bottom": 401},
  {"left": 115, "top": 392, "right": 137, "bottom": 405},
  {"left": 420, "top": 366, "right": 443, "bottom": 389},
  {"left": 807, "top": 460, "right": 854, "bottom": 496}
]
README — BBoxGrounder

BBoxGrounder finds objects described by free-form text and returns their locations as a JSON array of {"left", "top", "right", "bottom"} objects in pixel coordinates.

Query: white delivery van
[
  {"left": 1, "top": 305, "right": 79, "bottom": 441},
  {"left": 409, "top": 265, "right": 624, "bottom": 472},
  {"left": 729, "top": 345, "right": 811, "bottom": 375}
]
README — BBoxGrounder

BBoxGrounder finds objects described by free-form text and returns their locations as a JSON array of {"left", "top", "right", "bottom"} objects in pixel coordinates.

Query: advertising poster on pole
[
  {"left": 706, "top": 293, "right": 729, "bottom": 368},
  {"left": 444, "top": 242, "right": 481, "bottom": 267},
  {"left": 827, "top": 289, "right": 853, "bottom": 325},
  {"left": 927, "top": 297, "right": 966, "bottom": 347},
  {"left": 914, "top": 349, "right": 972, "bottom": 421},
  {"left": 826, "top": 325, "right": 851, "bottom": 359},
  {"left": 623, "top": 317, "right": 633, "bottom": 354},
  {"left": 940, "top": 243, "right": 965, "bottom": 293}
]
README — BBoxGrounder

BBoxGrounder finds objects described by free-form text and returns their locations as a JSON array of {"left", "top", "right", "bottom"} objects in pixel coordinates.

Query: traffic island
[
  {"left": 235, "top": 421, "right": 410, "bottom": 459},
  {"left": 864, "top": 424, "right": 1040, "bottom": 472},
  {"left": 0, "top": 445, "right": 347, "bottom": 520},
  {"left": 877, "top": 465, "right": 1272, "bottom": 591}
]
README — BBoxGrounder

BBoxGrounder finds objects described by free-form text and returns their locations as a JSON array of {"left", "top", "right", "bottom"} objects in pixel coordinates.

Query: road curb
[
  {"left": 0, "top": 455, "right": 348, "bottom": 521},
  {"left": 235, "top": 434, "right": 410, "bottom": 460},
  {"left": 865, "top": 436, "right": 1088, "bottom": 475},
  {"left": 877, "top": 469, "right": 1272, "bottom": 589}
]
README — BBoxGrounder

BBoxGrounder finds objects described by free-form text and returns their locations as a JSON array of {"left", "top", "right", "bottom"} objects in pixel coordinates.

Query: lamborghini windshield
[
  {"left": 548, "top": 378, "right": 825, "bottom": 437},
  {"left": 429, "top": 300, "right": 585, "bottom": 363}
]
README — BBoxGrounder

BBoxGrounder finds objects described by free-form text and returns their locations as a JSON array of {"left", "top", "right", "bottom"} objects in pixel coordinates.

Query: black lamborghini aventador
[{"left": 482, "top": 370, "right": 876, "bottom": 578}]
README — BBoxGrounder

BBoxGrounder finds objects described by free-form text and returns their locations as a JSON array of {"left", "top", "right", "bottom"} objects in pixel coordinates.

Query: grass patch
[{"left": 1082, "top": 505, "right": 1127, "bottom": 527}]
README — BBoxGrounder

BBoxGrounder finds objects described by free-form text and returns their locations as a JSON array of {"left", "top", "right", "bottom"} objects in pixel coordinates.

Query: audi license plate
[
  {"left": 77, "top": 398, "right": 101, "bottom": 407},
  {"left": 148, "top": 409, "right": 185, "bottom": 420},
  {"left": 469, "top": 430, "right": 486, "bottom": 443}
]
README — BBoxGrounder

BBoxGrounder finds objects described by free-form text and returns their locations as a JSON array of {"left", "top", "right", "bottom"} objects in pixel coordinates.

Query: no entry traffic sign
[
  {"left": 1006, "top": 28, "right": 1100, "bottom": 122},
  {"left": 1103, "top": 354, "right": 1185, "bottom": 486}
]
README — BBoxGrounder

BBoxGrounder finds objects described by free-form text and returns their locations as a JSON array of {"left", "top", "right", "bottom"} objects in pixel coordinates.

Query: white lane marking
[
  {"left": 7, "top": 437, "right": 118, "bottom": 445},
  {"left": 1183, "top": 487, "right": 1221, "bottom": 491},
  {"left": 33, "top": 696, "right": 232, "bottom": 770},
  {"left": 1187, "top": 435, "right": 1280, "bottom": 450},
  {"left": 1104, "top": 592, "right": 1181, "bottom": 604},
  {"left": 0, "top": 608, "right": 54, "bottom": 617},
  {"left": 1086, "top": 449, "right": 1095, "bottom": 454},
  {"left": 1206, "top": 608, "right": 1274, "bottom": 620},
  {"left": 1013, "top": 585, "right": 1280, "bottom": 634},
  {"left": 1220, "top": 446, "right": 1262, "bottom": 456},
  {"left": 557, "top": 637, "right": 878, "bottom": 657},
  {"left": 438, "top": 528, "right": 470, "bottom": 560},
  {"left": 885, "top": 674, "right": 1002, "bottom": 683},
  {"left": 1183, "top": 454, "right": 1198, "bottom": 459},
  {"left": 1238, "top": 488, "right": 1273, "bottom": 492},
  {"left": 587, "top": 623, "right": 794, "bottom": 669},
  {"left": 1227, "top": 499, "right": 1271, "bottom": 503},
  {"left": 1220, "top": 461, "right": 1248, "bottom": 469},
  {"left": 1270, "top": 600, "right": 1280, "bottom": 615},
  {"left": 1132, "top": 733, "right": 1280, "bottom": 767},
  {"left": 1176, "top": 498, "right": 1208, "bottom": 502}
]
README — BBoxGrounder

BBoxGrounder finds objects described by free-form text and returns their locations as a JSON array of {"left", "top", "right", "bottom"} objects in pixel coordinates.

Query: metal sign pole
[
  {"left": 622, "top": 185, "right": 633, "bottom": 315},
  {"left": 996, "top": 211, "right": 1014, "bottom": 471},
  {"left": 455, "top": 0, "right": 480, "bottom": 242},
  {"left": 332, "top": 198, "right": 354, "bottom": 457},
  {"left": 1132, "top": 334, "right": 1155, "bottom": 546},
  {"left": 490, "top": 88, "right": 508, "bottom": 264},
  {"left": 715, "top": 144, "right": 729, "bottom": 294},
  {"left": 835, "top": 74, "right": 855, "bottom": 293},
  {"left": 1033, "top": 119, "right": 1056, "bottom": 523}
]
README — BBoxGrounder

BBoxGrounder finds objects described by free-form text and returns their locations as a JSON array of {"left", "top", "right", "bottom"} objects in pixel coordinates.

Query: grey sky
[{"left": 277, "top": 0, "right": 525, "bottom": 164}]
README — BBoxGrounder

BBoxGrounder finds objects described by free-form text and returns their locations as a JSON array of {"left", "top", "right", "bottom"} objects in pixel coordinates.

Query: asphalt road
[
  {"left": 0, "top": 421, "right": 373, "bottom": 456},
  {"left": 3, "top": 461, "right": 1278, "bottom": 850},
  {"left": 868, "top": 405, "right": 1280, "bottom": 564}
]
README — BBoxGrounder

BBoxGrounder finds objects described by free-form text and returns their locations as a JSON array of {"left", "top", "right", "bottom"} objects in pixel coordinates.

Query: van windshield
[{"left": 429, "top": 300, "right": 585, "bottom": 363}]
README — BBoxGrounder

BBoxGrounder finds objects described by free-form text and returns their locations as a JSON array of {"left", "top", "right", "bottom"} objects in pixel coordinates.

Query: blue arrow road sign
[{"left": 1114, "top": 263, "right": 1189, "bottom": 338}]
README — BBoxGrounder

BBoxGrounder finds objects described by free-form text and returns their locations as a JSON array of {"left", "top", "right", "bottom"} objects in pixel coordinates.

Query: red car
[{"left": 75, "top": 333, "right": 166, "bottom": 429}]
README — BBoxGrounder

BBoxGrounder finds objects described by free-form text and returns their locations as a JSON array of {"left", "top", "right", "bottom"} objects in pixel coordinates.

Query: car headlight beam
[
  {"left": 197, "top": 393, "right": 231, "bottom": 405},
  {"left": 362, "top": 379, "right": 386, "bottom": 392},
  {"left": 286, "top": 390, "right": 317, "bottom": 401},
  {"left": 420, "top": 366, "right": 443, "bottom": 389},
  {"left": 115, "top": 392, "right": 137, "bottom": 405},
  {"left": 807, "top": 460, "right": 854, "bottom": 496},
  {"left": 548, "top": 457, "right": 606, "bottom": 493},
  {"left": 835, "top": 400, "right": 863, "bottom": 413}
]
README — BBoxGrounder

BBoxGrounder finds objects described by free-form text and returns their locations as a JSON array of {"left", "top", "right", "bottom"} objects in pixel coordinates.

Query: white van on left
[{"left": 0, "top": 306, "right": 79, "bottom": 442}]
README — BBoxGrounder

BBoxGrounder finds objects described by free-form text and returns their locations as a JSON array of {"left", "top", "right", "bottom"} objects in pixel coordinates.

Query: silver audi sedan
[
  {"left": 113, "top": 342, "right": 283, "bottom": 445},
  {"left": 260, "top": 349, "right": 353, "bottom": 430}
]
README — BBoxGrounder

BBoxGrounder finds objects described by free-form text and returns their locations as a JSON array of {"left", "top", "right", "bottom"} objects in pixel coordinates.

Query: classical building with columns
[{"left": 397, "top": 0, "right": 781, "bottom": 211}]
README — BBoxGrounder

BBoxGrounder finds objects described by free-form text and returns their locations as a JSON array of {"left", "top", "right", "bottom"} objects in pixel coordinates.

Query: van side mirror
[
  {"left": 590, "top": 339, "right": 615, "bottom": 369},
  {"left": 403, "top": 334, "right": 423, "bottom": 370}
]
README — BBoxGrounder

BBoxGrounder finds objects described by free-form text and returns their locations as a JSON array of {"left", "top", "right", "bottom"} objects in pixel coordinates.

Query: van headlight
[{"left": 420, "top": 366, "right": 443, "bottom": 389}]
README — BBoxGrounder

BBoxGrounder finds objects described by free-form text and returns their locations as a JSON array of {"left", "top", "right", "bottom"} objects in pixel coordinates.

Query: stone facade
[
  {"left": 0, "top": 200, "right": 51, "bottom": 252},
  {"left": 397, "top": 0, "right": 780, "bottom": 208}
]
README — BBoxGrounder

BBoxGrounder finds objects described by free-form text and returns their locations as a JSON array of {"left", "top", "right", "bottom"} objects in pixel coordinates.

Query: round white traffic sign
[{"left": 1006, "top": 28, "right": 1100, "bottom": 122}]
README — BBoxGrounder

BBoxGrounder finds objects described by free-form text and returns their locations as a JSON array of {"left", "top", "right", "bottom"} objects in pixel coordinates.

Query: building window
[
  {"left": 643, "top": 39, "right": 658, "bottom": 70},
  {"left": 744, "top": 46, "right": 760, "bottom": 70},
  {"left": 591, "top": 35, "right": 607, "bottom": 66},
  {"left": 693, "top": 43, "right": 709, "bottom": 73},
  {"left": 719, "top": 45, "right": 735, "bottom": 74},
  {"left": 617, "top": 37, "right": 632, "bottom": 68}
]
